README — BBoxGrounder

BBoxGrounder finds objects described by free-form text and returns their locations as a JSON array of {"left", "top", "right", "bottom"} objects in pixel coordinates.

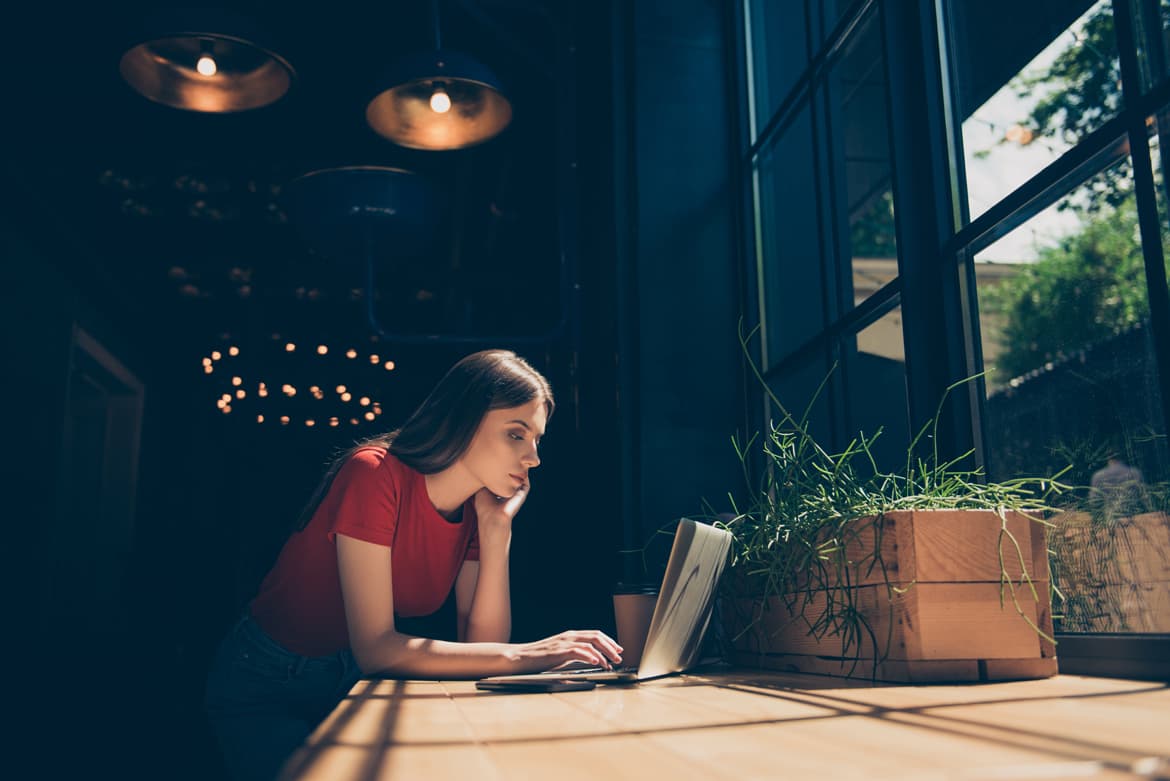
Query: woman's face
[{"left": 459, "top": 398, "right": 547, "bottom": 498}]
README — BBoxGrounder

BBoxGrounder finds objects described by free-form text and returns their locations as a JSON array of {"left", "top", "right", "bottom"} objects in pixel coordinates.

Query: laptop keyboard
[{"left": 540, "top": 664, "right": 637, "bottom": 675}]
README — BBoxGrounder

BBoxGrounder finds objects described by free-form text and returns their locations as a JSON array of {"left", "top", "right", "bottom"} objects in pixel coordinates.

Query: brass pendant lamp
[
  {"left": 365, "top": 0, "right": 512, "bottom": 150},
  {"left": 119, "top": 10, "right": 295, "bottom": 113}
]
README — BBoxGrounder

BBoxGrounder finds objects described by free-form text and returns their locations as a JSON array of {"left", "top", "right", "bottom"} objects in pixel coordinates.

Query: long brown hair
[{"left": 294, "top": 349, "right": 553, "bottom": 530}]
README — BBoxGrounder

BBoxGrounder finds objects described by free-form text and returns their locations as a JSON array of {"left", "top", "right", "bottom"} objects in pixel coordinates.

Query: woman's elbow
[{"left": 351, "top": 631, "right": 403, "bottom": 675}]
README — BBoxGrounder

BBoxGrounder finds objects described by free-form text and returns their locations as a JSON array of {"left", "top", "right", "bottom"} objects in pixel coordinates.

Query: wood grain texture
[{"left": 280, "top": 671, "right": 1170, "bottom": 780}]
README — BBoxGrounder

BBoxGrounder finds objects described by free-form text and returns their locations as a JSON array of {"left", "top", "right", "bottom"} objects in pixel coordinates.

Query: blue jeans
[{"left": 204, "top": 614, "right": 361, "bottom": 781}]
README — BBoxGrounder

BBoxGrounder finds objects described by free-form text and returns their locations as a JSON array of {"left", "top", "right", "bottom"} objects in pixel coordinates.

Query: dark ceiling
[{"left": 10, "top": 1, "right": 574, "bottom": 363}]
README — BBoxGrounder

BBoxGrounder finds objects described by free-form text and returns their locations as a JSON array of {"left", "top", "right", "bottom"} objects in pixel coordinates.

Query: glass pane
[
  {"left": 765, "top": 348, "right": 836, "bottom": 450},
  {"left": 747, "top": 0, "right": 810, "bottom": 140},
  {"left": 974, "top": 158, "right": 1170, "bottom": 634},
  {"left": 1153, "top": 112, "right": 1170, "bottom": 277},
  {"left": 811, "top": 0, "right": 850, "bottom": 52},
  {"left": 827, "top": 8, "right": 897, "bottom": 305},
  {"left": 844, "top": 306, "right": 909, "bottom": 474},
  {"left": 950, "top": 0, "right": 1121, "bottom": 221},
  {"left": 1134, "top": 0, "right": 1170, "bottom": 91},
  {"left": 755, "top": 104, "right": 825, "bottom": 367}
]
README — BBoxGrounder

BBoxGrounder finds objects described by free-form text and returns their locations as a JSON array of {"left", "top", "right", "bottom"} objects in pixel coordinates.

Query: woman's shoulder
[{"left": 343, "top": 446, "right": 415, "bottom": 481}]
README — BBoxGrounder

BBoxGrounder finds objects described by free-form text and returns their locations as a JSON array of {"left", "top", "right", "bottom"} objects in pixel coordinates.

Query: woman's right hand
[{"left": 509, "top": 630, "right": 624, "bottom": 672}]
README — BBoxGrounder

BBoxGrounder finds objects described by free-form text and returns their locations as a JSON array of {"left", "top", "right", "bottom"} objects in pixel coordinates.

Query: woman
[{"left": 205, "top": 349, "right": 622, "bottom": 780}]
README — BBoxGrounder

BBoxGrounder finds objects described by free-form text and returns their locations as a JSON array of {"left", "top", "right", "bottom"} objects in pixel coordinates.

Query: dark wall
[{"left": 616, "top": 0, "right": 744, "bottom": 565}]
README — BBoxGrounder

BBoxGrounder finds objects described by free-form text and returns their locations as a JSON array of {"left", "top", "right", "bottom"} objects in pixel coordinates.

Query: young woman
[{"left": 205, "top": 349, "right": 622, "bottom": 780}]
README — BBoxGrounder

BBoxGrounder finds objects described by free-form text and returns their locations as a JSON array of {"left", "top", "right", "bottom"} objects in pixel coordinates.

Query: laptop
[{"left": 477, "top": 518, "right": 732, "bottom": 687}]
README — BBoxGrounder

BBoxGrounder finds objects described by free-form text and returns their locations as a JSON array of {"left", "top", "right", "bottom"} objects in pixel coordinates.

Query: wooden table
[{"left": 279, "top": 668, "right": 1170, "bottom": 780}]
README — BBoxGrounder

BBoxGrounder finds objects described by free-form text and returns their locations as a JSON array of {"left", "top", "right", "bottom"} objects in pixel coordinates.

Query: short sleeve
[{"left": 325, "top": 449, "right": 400, "bottom": 547}]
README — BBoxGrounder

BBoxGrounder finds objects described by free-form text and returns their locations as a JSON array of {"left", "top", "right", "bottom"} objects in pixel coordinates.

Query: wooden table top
[{"left": 279, "top": 668, "right": 1170, "bottom": 780}]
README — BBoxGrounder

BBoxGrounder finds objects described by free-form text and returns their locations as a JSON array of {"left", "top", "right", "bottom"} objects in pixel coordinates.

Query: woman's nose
[{"left": 522, "top": 446, "right": 540, "bottom": 468}]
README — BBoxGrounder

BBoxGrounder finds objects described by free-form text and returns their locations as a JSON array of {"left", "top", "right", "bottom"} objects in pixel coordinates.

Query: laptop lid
[{"left": 634, "top": 518, "right": 732, "bottom": 679}]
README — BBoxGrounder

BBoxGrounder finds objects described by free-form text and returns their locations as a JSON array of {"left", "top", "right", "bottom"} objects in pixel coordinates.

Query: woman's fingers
[
  {"left": 518, "top": 629, "right": 626, "bottom": 672},
  {"left": 563, "top": 630, "right": 623, "bottom": 664},
  {"left": 502, "top": 482, "right": 528, "bottom": 516},
  {"left": 551, "top": 632, "right": 622, "bottom": 666}
]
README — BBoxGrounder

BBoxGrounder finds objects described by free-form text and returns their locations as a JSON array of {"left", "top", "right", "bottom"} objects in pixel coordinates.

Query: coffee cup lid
[{"left": 613, "top": 582, "right": 659, "bottom": 595}]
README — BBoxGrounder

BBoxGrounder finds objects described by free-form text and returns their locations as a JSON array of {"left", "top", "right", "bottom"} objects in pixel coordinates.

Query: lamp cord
[{"left": 431, "top": 0, "right": 442, "bottom": 51}]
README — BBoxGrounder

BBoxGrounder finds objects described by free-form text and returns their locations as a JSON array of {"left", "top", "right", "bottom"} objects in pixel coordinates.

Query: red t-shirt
[{"left": 249, "top": 447, "right": 480, "bottom": 657}]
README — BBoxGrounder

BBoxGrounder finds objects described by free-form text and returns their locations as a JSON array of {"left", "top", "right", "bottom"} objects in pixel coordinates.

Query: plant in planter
[{"left": 712, "top": 327, "right": 1070, "bottom": 683}]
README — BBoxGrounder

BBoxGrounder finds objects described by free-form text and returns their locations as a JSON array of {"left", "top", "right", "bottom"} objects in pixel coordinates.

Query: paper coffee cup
[{"left": 612, "top": 584, "right": 658, "bottom": 668}]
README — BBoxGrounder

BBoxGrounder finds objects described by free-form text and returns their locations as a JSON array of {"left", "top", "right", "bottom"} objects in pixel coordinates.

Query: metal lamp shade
[
  {"left": 120, "top": 32, "right": 294, "bottom": 113},
  {"left": 365, "top": 49, "right": 512, "bottom": 150}
]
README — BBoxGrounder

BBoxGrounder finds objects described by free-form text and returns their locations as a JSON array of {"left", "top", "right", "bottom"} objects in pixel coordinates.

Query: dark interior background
[{"left": 4, "top": 1, "right": 745, "bottom": 777}]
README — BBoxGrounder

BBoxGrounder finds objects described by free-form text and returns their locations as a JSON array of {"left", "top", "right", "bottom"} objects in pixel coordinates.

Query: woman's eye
[{"left": 509, "top": 433, "right": 525, "bottom": 441}]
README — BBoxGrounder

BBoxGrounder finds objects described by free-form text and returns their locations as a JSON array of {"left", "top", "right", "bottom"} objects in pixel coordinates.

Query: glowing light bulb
[
  {"left": 430, "top": 85, "right": 451, "bottom": 113},
  {"left": 336, "top": 385, "right": 347, "bottom": 394},
  {"left": 257, "top": 415, "right": 265, "bottom": 423},
  {"left": 236, "top": 389, "right": 245, "bottom": 399},
  {"left": 285, "top": 342, "right": 296, "bottom": 352},
  {"left": 364, "top": 412, "right": 376, "bottom": 421},
  {"left": 196, "top": 54, "right": 217, "bottom": 77},
  {"left": 359, "top": 397, "right": 370, "bottom": 407},
  {"left": 346, "top": 349, "right": 357, "bottom": 359},
  {"left": 211, "top": 351, "right": 222, "bottom": 361},
  {"left": 280, "top": 416, "right": 290, "bottom": 425},
  {"left": 384, "top": 361, "right": 395, "bottom": 371},
  {"left": 317, "top": 345, "right": 328, "bottom": 355},
  {"left": 340, "top": 392, "right": 352, "bottom": 402},
  {"left": 229, "top": 346, "right": 240, "bottom": 356},
  {"left": 231, "top": 376, "right": 242, "bottom": 386}
]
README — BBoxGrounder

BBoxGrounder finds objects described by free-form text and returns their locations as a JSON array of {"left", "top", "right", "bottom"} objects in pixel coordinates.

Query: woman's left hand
[{"left": 473, "top": 480, "right": 529, "bottom": 545}]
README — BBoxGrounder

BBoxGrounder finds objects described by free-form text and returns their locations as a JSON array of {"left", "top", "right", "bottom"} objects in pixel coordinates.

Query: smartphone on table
[{"left": 475, "top": 678, "right": 597, "bottom": 693}]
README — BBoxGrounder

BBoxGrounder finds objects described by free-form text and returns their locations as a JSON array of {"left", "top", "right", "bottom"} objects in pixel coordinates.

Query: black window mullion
[{"left": 1115, "top": 0, "right": 1170, "bottom": 451}]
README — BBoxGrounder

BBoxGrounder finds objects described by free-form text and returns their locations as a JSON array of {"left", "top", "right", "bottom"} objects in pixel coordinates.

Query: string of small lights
[{"left": 201, "top": 338, "right": 397, "bottom": 427}]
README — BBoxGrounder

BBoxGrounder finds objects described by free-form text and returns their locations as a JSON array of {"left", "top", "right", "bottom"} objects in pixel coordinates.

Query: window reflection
[
  {"left": 831, "top": 9, "right": 898, "bottom": 301},
  {"left": 746, "top": 0, "right": 810, "bottom": 140},
  {"left": 755, "top": 105, "right": 825, "bottom": 367},
  {"left": 845, "top": 306, "right": 908, "bottom": 474},
  {"left": 974, "top": 159, "right": 1170, "bottom": 634},
  {"left": 1136, "top": 0, "right": 1170, "bottom": 91},
  {"left": 951, "top": 0, "right": 1121, "bottom": 220}
]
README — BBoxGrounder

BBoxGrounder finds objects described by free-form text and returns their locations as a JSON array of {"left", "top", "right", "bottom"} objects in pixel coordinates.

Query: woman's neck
[{"left": 423, "top": 464, "right": 478, "bottom": 519}]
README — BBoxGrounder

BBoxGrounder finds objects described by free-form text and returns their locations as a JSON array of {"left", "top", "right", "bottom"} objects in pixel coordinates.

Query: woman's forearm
[
  {"left": 359, "top": 631, "right": 521, "bottom": 678},
  {"left": 465, "top": 543, "right": 512, "bottom": 642}
]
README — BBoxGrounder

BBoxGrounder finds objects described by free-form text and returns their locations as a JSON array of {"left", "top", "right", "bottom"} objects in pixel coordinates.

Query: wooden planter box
[
  {"left": 723, "top": 509, "right": 1057, "bottom": 683},
  {"left": 1050, "top": 510, "right": 1170, "bottom": 633}
]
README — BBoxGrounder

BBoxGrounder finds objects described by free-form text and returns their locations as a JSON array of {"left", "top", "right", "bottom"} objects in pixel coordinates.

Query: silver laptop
[{"left": 479, "top": 518, "right": 732, "bottom": 685}]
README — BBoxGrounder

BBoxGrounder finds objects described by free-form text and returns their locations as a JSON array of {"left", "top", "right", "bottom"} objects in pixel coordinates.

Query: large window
[
  {"left": 946, "top": 0, "right": 1170, "bottom": 644},
  {"left": 739, "top": 0, "right": 1170, "bottom": 671},
  {"left": 744, "top": 1, "right": 907, "bottom": 467}
]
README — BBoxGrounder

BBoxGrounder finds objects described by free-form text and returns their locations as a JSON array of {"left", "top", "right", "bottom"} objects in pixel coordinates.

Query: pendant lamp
[
  {"left": 365, "top": 0, "right": 512, "bottom": 150},
  {"left": 119, "top": 10, "right": 294, "bottom": 113}
]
